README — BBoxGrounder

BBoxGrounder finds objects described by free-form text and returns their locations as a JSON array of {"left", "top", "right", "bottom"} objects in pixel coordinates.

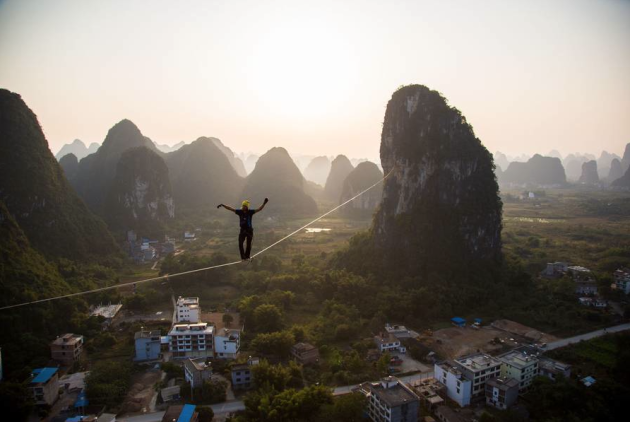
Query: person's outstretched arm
[
  {"left": 256, "top": 198, "right": 269, "bottom": 213},
  {"left": 218, "top": 204, "right": 236, "bottom": 212}
]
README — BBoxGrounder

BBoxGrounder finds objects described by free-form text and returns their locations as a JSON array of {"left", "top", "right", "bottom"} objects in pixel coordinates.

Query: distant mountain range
[{"left": 55, "top": 139, "right": 100, "bottom": 160}]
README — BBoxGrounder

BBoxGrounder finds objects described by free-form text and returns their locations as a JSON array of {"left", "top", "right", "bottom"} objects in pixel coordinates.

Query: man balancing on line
[{"left": 217, "top": 198, "right": 268, "bottom": 261}]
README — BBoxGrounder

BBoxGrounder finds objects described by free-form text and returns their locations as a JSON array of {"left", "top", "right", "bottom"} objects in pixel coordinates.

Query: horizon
[{"left": 1, "top": 0, "right": 629, "bottom": 160}]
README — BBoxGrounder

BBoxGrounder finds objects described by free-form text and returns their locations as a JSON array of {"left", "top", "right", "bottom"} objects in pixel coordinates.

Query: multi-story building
[
  {"left": 454, "top": 354, "right": 502, "bottom": 398},
  {"left": 357, "top": 376, "right": 420, "bottom": 422},
  {"left": 291, "top": 342, "right": 320, "bottom": 365},
  {"left": 231, "top": 357, "right": 259, "bottom": 390},
  {"left": 134, "top": 330, "right": 162, "bottom": 361},
  {"left": 184, "top": 358, "right": 212, "bottom": 388},
  {"left": 374, "top": 332, "right": 406, "bottom": 354},
  {"left": 161, "top": 404, "right": 198, "bottom": 422},
  {"left": 176, "top": 297, "right": 201, "bottom": 323},
  {"left": 29, "top": 367, "right": 59, "bottom": 406},
  {"left": 485, "top": 377, "right": 519, "bottom": 410},
  {"left": 50, "top": 333, "right": 84, "bottom": 366},
  {"left": 538, "top": 357, "right": 572, "bottom": 381},
  {"left": 214, "top": 328, "right": 241, "bottom": 359},
  {"left": 498, "top": 350, "right": 539, "bottom": 391},
  {"left": 168, "top": 322, "right": 213, "bottom": 359},
  {"left": 434, "top": 361, "right": 472, "bottom": 407},
  {"left": 614, "top": 268, "right": 630, "bottom": 294},
  {"left": 542, "top": 262, "right": 569, "bottom": 278}
]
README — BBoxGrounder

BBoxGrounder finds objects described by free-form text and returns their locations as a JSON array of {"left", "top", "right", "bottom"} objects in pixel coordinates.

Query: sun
[{"left": 246, "top": 18, "right": 358, "bottom": 119}]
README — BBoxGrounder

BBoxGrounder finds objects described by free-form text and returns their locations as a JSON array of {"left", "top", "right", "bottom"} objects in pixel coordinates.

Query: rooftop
[
  {"left": 169, "top": 323, "right": 213, "bottom": 336},
  {"left": 292, "top": 342, "right": 317, "bottom": 352},
  {"left": 216, "top": 327, "right": 241, "bottom": 338},
  {"left": 184, "top": 358, "right": 211, "bottom": 373},
  {"left": 361, "top": 377, "right": 419, "bottom": 408},
  {"left": 177, "top": 297, "right": 200, "bottom": 307},
  {"left": 135, "top": 330, "right": 161, "bottom": 340},
  {"left": 91, "top": 303, "right": 122, "bottom": 319},
  {"left": 539, "top": 357, "right": 571, "bottom": 373},
  {"left": 375, "top": 332, "right": 399, "bottom": 345},
  {"left": 31, "top": 367, "right": 58, "bottom": 384},
  {"left": 499, "top": 350, "right": 539, "bottom": 369},
  {"left": 487, "top": 377, "right": 519, "bottom": 391},
  {"left": 51, "top": 333, "right": 83, "bottom": 346},
  {"left": 455, "top": 353, "right": 502, "bottom": 372},
  {"left": 437, "top": 360, "right": 464, "bottom": 376}
]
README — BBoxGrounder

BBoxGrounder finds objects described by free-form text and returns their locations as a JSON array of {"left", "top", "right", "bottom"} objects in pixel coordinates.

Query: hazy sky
[{"left": 1, "top": 0, "right": 629, "bottom": 161}]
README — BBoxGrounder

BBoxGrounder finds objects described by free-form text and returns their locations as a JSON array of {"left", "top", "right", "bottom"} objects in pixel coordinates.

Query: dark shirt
[{"left": 235, "top": 209, "right": 257, "bottom": 231}]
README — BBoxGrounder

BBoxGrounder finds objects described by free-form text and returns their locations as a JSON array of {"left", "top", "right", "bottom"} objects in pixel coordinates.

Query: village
[{"left": 13, "top": 257, "right": 630, "bottom": 422}]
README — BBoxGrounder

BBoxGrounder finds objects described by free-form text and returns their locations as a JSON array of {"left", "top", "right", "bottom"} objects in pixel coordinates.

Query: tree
[
  {"left": 197, "top": 406, "right": 214, "bottom": 422},
  {"left": 320, "top": 392, "right": 366, "bottom": 422},
  {"left": 253, "top": 304, "right": 283, "bottom": 333},
  {"left": 222, "top": 313, "right": 234, "bottom": 328},
  {"left": 377, "top": 352, "right": 391, "bottom": 375},
  {"left": 251, "top": 360, "right": 292, "bottom": 390},
  {"left": 0, "top": 382, "right": 33, "bottom": 422},
  {"left": 251, "top": 331, "right": 295, "bottom": 358},
  {"left": 85, "top": 360, "right": 132, "bottom": 409}
]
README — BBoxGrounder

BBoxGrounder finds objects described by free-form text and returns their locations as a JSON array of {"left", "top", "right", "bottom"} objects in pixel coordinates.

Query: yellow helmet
[{"left": 242, "top": 200, "right": 250, "bottom": 208}]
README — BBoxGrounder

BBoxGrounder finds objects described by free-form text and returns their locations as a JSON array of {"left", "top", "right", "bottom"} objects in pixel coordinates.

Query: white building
[
  {"left": 176, "top": 297, "right": 200, "bottom": 323},
  {"left": 498, "top": 350, "right": 539, "bottom": 392},
  {"left": 374, "top": 332, "right": 406, "bottom": 354},
  {"left": 454, "top": 354, "right": 502, "bottom": 398},
  {"left": 614, "top": 268, "right": 630, "bottom": 294},
  {"left": 168, "top": 322, "right": 214, "bottom": 359},
  {"left": 434, "top": 361, "right": 472, "bottom": 407},
  {"left": 357, "top": 377, "right": 420, "bottom": 422},
  {"left": 213, "top": 328, "right": 241, "bottom": 359}
]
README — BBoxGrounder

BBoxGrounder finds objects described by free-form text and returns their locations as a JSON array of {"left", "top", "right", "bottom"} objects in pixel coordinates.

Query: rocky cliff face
[
  {"left": 578, "top": 160, "right": 599, "bottom": 185},
  {"left": 493, "top": 151, "right": 510, "bottom": 172},
  {"left": 607, "top": 158, "right": 623, "bottom": 183},
  {"left": 0, "top": 89, "right": 119, "bottom": 260},
  {"left": 206, "top": 137, "right": 248, "bottom": 177},
  {"left": 73, "top": 119, "right": 158, "bottom": 213},
  {"left": 59, "top": 153, "right": 79, "bottom": 181},
  {"left": 324, "top": 155, "right": 354, "bottom": 201},
  {"left": 598, "top": 151, "right": 620, "bottom": 180},
  {"left": 165, "top": 137, "right": 244, "bottom": 209},
  {"left": 621, "top": 143, "right": 630, "bottom": 175},
  {"left": 303, "top": 156, "right": 331, "bottom": 186},
  {"left": 373, "top": 85, "right": 502, "bottom": 275},
  {"left": 501, "top": 154, "right": 566, "bottom": 186},
  {"left": 340, "top": 161, "right": 382, "bottom": 215},
  {"left": 242, "top": 147, "right": 317, "bottom": 215},
  {"left": 105, "top": 147, "right": 174, "bottom": 232}
]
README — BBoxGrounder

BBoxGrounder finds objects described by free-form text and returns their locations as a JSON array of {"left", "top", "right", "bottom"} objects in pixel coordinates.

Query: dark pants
[{"left": 239, "top": 229, "right": 253, "bottom": 259}]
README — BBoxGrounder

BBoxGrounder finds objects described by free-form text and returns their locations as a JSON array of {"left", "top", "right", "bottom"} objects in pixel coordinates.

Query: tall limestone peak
[
  {"left": 242, "top": 147, "right": 317, "bottom": 215},
  {"left": 340, "top": 161, "right": 383, "bottom": 216},
  {"left": 621, "top": 143, "right": 630, "bottom": 174},
  {"left": 105, "top": 147, "right": 174, "bottom": 234},
  {"left": 578, "top": 160, "right": 599, "bottom": 185},
  {"left": 304, "top": 156, "right": 332, "bottom": 186},
  {"left": 74, "top": 119, "right": 157, "bottom": 213},
  {"left": 0, "top": 89, "right": 119, "bottom": 260},
  {"left": 59, "top": 153, "right": 79, "bottom": 181},
  {"left": 324, "top": 155, "right": 354, "bottom": 201},
  {"left": 607, "top": 158, "right": 623, "bottom": 183},
  {"left": 374, "top": 85, "right": 502, "bottom": 276},
  {"left": 165, "top": 137, "right": 244, "bottom": 209},
  {"left": 502, "top": 154, "right": 567, "bottom": 186},
  {"left": 202, "top": 137, "right": 248, "bottom": 177}
]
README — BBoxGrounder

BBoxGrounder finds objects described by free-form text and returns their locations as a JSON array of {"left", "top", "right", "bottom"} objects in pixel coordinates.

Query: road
[{"left": 545, "top": 322, "right": 630, "bottom": 350}]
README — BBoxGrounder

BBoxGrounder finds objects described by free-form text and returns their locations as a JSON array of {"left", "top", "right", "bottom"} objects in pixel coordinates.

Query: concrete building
[
  {"left": 51, "top": 333, "right": 84, "bottom": 366},
  {"left": 162, "top": 404, "right": 198, "bottom": 422},
  {"left": 134, "top": 330, "right": 162, "bottom": 361},
  {"left": 485, "top": 377, "right": 519, "bottom": 410},
  {"left": 498, "top": 350, "right": 539, "bottom": 391},
  {"left": 176, "top": 297, "right": 201, "bottom": 323},
  {"left": 184, "top": 358, "right": 212, "bottom": 388},
  {"left": 214, "top": 328, "right": 241, "bottom": 359},
  {"left": 291, "top": 342, "right": 320, "bottom": 365},
  {"left": 374, "top": 332, "right": 406, "bottom": 354},
  {"left": 542, "top": 262, "right": 569, "bottom": 278},
  {"left": 358, "top": 377, "right": 420, "bottom": 422},
  {"left": 434, "top": 405, "right": 467, "bottom": 422},
  {"left": 385, "top": 324, "right": 413, "bottom": 339},
  {"left": 231, "top": 357, "right": 259, "bottom": 390},
  {"left": 411, "top": 377, "right": 444, "bottom": 410},
  {"left": 538, "top": 357, "right": 572, "bottom": 381},
  {"left": 455, "top": 354, "right": 502, "bottom": 398},
  {"left": 614, "top": 268, "right": 630, "bottom": 294},
  {"left": 168, "top": 322, "right": 214, "bottom": 359},
  {"left": 29, "top": 367, "right": 59, "bottom": 406},
  {"left": 434, "top": 361, "right": 472, "bottom": 407}
]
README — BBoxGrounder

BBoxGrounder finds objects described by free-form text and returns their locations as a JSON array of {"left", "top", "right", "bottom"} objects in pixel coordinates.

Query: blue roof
[
  {"left": 177, "top": 404, "right": 196, "bottom": 422},
  {"left": 31, "top": 367, "right": 58, "bottom": 384},
  {"left": 65, "top": 417, "right": 84, "bottom": 422},
  {"left": 474, "top": 318, "right": 482, "bottom": 323},
  {"left": 74, "top": 391, "right": 88, "bottom": 408},
  {"left": 451, "top": 317, "right": 466, "bottom": 324}
]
